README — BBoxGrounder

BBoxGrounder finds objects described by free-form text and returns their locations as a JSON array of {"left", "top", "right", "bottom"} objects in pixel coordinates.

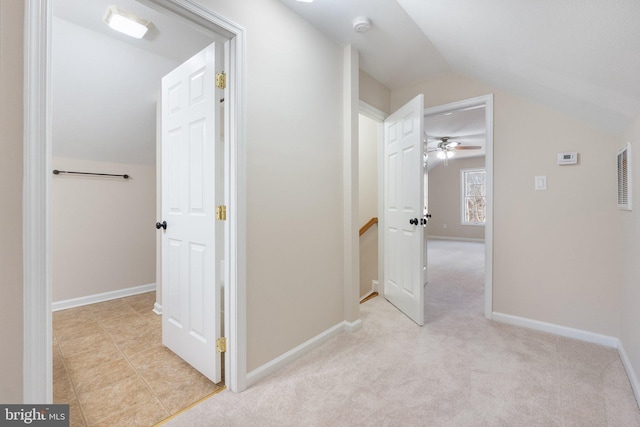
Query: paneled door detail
[
  {"left": 160, "top": 42, "right": 221, "bottom": 382},
  {"left": 383, "top": 94, "right": 426, "bottom": 326}
]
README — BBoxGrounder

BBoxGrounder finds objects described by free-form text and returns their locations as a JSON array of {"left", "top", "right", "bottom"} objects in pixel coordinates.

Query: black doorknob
[
  {"left": 409, "top": 218, "right": 418, "bottom": 225},
  {"left": 420, "top": 218, "right": 427, "bottom": 225},
  {"left": 155, "top": 221, "right": 167, "bottom": 230}
]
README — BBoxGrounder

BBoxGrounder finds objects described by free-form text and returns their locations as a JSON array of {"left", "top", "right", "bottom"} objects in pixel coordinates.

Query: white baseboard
[
  {"left": 246, "top": 320, "right": 356, "bottom": 388},
  {"left": 618, "top": 341, "right": 640, "bottom": 408},
  {"left": 344, "top": 319, "right": 362, "bottom": 332},
  {"left": 428, "top": 235, "right": 485, "bottom": 243},
  {"left": 153, "top": 302, "right": 162, "bottom": 315},
  {"left": 491, "top": 312, "right": 619, "bottom": 348},
  {"left": 52, "top": 283, "right": 156, "bottom": 312}
]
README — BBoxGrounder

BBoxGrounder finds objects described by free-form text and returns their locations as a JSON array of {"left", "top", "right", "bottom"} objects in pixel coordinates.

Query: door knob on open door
[
  {"left": 409, "top": 218, "right": 419, "bottom": 225},
  {"left": 155, "top": 221, "right": 167, "bottom": 230}
]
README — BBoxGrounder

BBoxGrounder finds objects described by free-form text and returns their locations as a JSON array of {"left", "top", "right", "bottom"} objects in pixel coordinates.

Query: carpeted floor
[{"left": 162, "top": 240, "right": 640, "bottom": 426}]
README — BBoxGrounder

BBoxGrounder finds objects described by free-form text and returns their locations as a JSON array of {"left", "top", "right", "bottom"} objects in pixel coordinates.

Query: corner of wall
[
  {"left": 344, "top": 45, "right": 360, "bottom": 324},
  {"left": 618, "top": 112, "right": 640, "bottom": 410},
  {"left": 0, "top": 0, "right": 25, "bottom": 403}
]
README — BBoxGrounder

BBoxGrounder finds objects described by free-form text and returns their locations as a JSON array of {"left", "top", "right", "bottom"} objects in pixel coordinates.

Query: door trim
[
  {"left": 423, "top": 94, "right": 494, "bottom": 319},
  {"left": 359, "top": 101, "right": 388, "bottom": 311},
  {"left": 360, "top": 95, "right": 494, "bottom": 322},
  {"left": 24, "top": 0, "right": 247, "bottom": 402}
]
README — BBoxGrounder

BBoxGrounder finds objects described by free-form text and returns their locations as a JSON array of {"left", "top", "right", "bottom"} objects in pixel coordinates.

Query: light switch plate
[{"left": 535, "top": 176, "right": 547, "bottom": 191}]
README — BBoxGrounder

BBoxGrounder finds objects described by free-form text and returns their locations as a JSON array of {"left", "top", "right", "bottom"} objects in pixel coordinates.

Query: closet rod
[{"left": 52, "top": 169, "right": 129, "bottom": 179}]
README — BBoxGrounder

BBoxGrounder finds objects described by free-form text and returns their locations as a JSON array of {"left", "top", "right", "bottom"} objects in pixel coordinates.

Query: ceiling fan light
[
  {"left": 436, "top": 149, "right": 455, "bottom": 160},
  {"left": 104, "top": 6, "right": 152, "bottom": 39}
]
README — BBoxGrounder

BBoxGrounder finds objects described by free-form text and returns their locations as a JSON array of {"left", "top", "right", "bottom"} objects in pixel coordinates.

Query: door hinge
[
  {"left": 216, "top": 205, "right": 227, "bottom": 221},
  {"left": 216, "top": 72, "right": 227, "bottom": 89},
  {"left": 216, "top": 337, "right": 227, "bottom": 353}
]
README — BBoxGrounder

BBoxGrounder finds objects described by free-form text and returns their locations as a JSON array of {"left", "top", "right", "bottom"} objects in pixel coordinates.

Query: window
[{"left": 461, "top": 168, "right": 486, "bottom": 225}]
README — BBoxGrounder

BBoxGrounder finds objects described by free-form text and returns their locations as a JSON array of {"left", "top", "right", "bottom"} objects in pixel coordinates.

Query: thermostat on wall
[{"left": 557, "top": 152, "right": 578, "bottom": 165}]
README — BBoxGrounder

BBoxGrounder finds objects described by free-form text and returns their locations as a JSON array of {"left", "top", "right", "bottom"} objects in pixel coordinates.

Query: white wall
[
  {"left": 392, "top": 72, "right": 621, "bottom": 337},
  {"left": 51, "top": 17, "right": 178, "bottom": 165},
  {"left": 359, "top": 229, "right": 377, "bottom": 298},
  {"left": 359, "top": 114, "right": 379, "bottom": 226},
  {"left": 360, "top": 70, "right": 390, "bottom": 115},
  {"left": 51, "top": 158, "right": 156, "bottom": 302},
  {"left": 619, "top": 113, "right": 640, "bottom": 398},
  {"left": 198, "top": 0, "right": 347, "bottom": 372},
  {"left": 7, "top": 0, "right": 637, "bottom": 404},
  {"left": 0, "top": 0, "right": 24, "bottom": 403},
  {"left": 428, "top": 156, "right": 485, "bottom": 240},
  {"left": 359, "top": 114, "right": 379, "bottom": 297}
]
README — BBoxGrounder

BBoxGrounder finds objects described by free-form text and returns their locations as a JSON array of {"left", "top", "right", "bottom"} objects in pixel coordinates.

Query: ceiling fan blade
[
  {"left": 455, "top": 145, "right": 483, "bottom": 150},
  {"left": 426, "top": 133, "right": 484, "bottom": 140}
]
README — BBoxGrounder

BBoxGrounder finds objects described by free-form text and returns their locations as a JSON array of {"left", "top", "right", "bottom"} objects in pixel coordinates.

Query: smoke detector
[{"left": 352, "top": 17, "right": 372, "bottom": 33}]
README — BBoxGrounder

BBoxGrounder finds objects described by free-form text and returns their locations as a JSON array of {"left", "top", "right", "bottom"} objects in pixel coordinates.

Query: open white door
[
  {"left": 160, "top": 42, "right": 222, "bottom": 383},
  {"left": 383, "top": 94, "right": 427, "bottom": 326}
]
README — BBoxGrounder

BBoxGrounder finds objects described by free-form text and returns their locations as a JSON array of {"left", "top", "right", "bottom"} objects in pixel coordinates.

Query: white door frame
[
  {"left": 359, "top": 101, "right": 388, "bottom": 298},
  {"left": 23, "top": 0, "right": 247, "bottom": 403},
  {"left": 360, "top": 94, "right": 494, "bottom": 321}
]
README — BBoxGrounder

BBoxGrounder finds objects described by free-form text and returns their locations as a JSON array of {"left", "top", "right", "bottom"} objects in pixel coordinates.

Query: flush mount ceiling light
[{"left": 104, "top": 6, "right": 153, "bottom": 39}]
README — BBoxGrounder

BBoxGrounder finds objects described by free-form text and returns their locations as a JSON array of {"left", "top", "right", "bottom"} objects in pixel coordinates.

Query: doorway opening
[
  {"left": 24, "top": 0, "right": 247, "bottom": 405},
  {"left": 50, "top": 5, "right": 227, "bottom": 418},
  {"left": 357, "top": 102, "right": 387, "bottom": 305},
  {"left": 424, "top": 100, "right": 489, "bottom": 322},
  {"left": 357, "top": 94, "right": 493, "bottom": 324},
  {"left": 423, "top": 95, "right": 494, "bottom": 320}
]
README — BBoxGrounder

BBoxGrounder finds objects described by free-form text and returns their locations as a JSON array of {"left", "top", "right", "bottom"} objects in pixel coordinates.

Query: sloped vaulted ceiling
[
  {"left": 52, "top": 0, "right": 214, "bottom": 164},
  {"left": 280, "top": 0, "right": 640, "bottom": 135},
  {"left": 398, "top": 0, "right": 640, "bottom": 135}
]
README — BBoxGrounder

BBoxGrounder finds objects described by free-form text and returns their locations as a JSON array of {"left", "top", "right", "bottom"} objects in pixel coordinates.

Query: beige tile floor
[{"left": 53, "top": 292, "right": 223, "bottom": 427}]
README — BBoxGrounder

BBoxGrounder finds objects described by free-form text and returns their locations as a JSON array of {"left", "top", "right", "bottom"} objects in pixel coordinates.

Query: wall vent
[{"left": 617, "top": 143, "right": 632, "bottom": 210}]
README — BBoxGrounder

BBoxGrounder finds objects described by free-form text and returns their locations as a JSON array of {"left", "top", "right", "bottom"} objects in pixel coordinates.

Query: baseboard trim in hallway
[
  {"left": 492, "top": 312, "right": 618, "bottom": 348},
  {"left": 493, "top": 311, "right": 640, "bottom": 409},
  {"left": 246, "top": 320, "right": 360, "bottom": 388},
  {"left": 52, "top": 283, "right": 156, "bottom": 312}
]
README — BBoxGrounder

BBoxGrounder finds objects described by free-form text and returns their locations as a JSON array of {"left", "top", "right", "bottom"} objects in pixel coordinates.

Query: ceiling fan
[{"left": 425, "top": 136, "right": 483, "bottom": 165}]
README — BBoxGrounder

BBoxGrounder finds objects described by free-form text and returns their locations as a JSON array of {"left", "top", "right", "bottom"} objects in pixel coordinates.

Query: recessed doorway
[{"left": 24, "top": 0, "right": 247, "bottom": 405}]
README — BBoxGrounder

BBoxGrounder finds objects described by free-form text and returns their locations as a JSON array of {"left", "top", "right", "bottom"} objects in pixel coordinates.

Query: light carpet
[{"left": 162, "top": 240, "right": 640, "bottom": 426}]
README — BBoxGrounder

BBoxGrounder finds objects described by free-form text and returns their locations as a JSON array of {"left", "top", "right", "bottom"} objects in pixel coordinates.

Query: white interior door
[
  {"left": 160, "top": 42, "right": 221, "bottom": 383},
  {"left": 383, "top": 94, "right": 426, "bottom": 326}
]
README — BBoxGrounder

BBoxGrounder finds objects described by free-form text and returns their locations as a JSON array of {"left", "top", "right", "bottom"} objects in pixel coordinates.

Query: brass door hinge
[
  {"left": 216, "top": 205, "right": 227, "bottom": 221},
  {"left": 216, "top": 337, "right": 226, "bottom": 353},
  {"left": 216, "top": 72, "right": 227, "bottom": 89}
]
